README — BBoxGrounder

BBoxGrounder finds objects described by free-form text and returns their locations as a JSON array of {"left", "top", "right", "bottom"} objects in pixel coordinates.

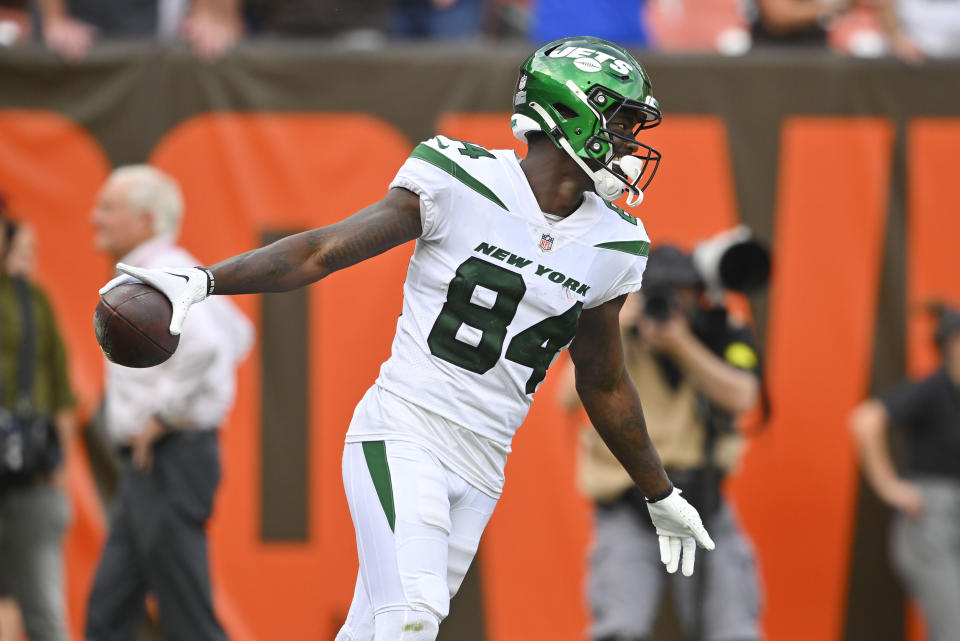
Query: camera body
[
  {"left": 642, "top": 286, "right": 675, "bottom": 323},
  {"left": 0, "top": 406, "right": 61, "bottom": 483},
  {"left": 636, "top": 228, "right": 770, "bottom": 328}
]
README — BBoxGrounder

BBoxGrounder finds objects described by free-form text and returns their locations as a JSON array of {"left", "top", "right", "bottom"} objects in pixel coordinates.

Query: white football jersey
[{"left": 357, "top": 136, "right": 649, "bottom": 450}]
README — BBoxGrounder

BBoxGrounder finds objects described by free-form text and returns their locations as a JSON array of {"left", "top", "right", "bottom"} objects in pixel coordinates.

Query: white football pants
[{"left": 336, "top": 440, "right": 498, "bottom": 641}]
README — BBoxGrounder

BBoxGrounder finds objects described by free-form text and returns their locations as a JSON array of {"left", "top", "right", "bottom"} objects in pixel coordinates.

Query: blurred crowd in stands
[{"left": 0, "top": 0, "right": 956, "bottom": 62}]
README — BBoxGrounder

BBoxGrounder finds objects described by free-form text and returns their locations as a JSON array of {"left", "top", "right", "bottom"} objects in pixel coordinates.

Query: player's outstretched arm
[
  {"left": 210, "top": 187, "right": 422, "bottom": 294},
  {"left": 569, "top": 295, "right": 715, "bottom": 576},
  {"left": 102, "top": 187, "right": 422, "bottom": 334},
  {"left": 569, "top": 295, "right": 672, "bottom": 498}
]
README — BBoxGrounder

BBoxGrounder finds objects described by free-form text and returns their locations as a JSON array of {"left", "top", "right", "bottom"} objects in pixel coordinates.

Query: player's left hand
[
  {"left": 99, "top": 264, "right": 212, "bottom": 335},
  {"left": 646, "top": 487, "right": 715, "bottom": 576}
]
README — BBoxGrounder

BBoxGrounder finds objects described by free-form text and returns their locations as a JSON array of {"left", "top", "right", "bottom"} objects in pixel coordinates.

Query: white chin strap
[
  {"left": 525, "top": 103, "right": 645, "bottom": 208},
  {"left": 594, "top": 156, "right": 645, "bottom": 206},
  {"left": 593, "top": 167, "right": 628, "bottom": 201},
  {"left": 619, "top": 156, "right": 645, "bottom": 207}
]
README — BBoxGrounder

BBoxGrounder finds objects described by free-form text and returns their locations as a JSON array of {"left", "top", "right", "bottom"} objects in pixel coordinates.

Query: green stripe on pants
[{"left": 362, "top": 441, "right": 396, "bottom": 532}]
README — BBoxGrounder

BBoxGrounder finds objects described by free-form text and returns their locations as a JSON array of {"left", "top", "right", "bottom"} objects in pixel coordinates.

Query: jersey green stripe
[
  {"left": 410, "top": 144, "right": 509, "bottom": 211},
  {"left": 362, "top": 441, "right": 396, "bottom": 532},
  {"left": 594, "top": 240, "right": 651, "bottom": 257}
]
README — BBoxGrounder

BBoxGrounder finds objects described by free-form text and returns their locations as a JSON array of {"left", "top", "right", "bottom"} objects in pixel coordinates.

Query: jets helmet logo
[{"left": 547, "top": 45, "right": 633, "bottom": 77}]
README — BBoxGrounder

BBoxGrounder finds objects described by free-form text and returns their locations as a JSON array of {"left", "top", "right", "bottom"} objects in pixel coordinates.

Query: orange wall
[
  {"left": 0, "top": 109, "right": 953, "bottom": 641},
  {"left": 727, "top": 117, "right": 892, "bottom": 641}
]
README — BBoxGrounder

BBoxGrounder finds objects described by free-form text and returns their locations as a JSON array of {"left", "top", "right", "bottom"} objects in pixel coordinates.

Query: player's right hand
[
  {"left": 646, "top": 487, "right": 715, "bottom": 577},
  {"left": 99, "top": 264, "right": 212, "bottom": 335}
]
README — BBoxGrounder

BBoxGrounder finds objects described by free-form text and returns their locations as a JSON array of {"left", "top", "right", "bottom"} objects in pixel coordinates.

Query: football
[{"left": 94, "top": 283, "right": 180, "bottom": 368}]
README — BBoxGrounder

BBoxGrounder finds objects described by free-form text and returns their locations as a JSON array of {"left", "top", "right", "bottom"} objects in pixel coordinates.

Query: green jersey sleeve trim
[
  {"left": 361, "top": 441, "right": 396, "bottom": 532},
  {"left": 603, "top": 200, "right": 637, "bottom": 225},
  {"left": 594, "top": 240, "right": 650, "bottom": 257},
  {"left": 410, "top": 143, "right": 509, "bottom": 211}
]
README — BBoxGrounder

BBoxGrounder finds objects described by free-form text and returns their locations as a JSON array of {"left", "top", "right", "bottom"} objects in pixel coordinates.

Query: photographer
[
  {"left": 560, "top": 244, "right": 763, "bottom": 641},
  {"left": 0, "top": 211, "right": 76, "bottom": 641}
]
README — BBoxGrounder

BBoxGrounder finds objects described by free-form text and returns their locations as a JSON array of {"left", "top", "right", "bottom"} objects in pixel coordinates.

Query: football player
[{"left": 100, "top": 36, "right": 715, "bottom": 641}]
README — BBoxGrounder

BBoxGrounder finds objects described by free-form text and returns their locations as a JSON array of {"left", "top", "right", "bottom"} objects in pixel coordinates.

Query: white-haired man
[{"left": 87, "top": 165, "right": 253, "bottom": 641}]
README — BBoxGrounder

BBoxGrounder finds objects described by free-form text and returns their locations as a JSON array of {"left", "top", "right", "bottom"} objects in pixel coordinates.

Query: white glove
[
  {"left": 646, "top": 487, "right": 715, "bottom": 577},
  {"left": 99, "top": 263, "right": 212, "bottom": 335}
]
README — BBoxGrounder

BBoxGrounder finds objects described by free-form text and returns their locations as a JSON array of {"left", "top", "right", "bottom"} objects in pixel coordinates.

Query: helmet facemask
[{"left": 574, "top": 83, "right": 661, "bottom": 206}]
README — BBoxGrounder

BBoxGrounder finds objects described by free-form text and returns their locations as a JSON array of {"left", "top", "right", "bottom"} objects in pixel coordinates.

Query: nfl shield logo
[{"left": 539, "top": 233, "right": 554, "bottom": 252}]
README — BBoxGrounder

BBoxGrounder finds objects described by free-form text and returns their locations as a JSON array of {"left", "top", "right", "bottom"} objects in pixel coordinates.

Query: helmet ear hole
[{"left": 552, "top": 103, "right": 579, "bottom": 120}]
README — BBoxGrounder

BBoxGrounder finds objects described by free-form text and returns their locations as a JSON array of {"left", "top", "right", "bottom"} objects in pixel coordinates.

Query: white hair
[{"left": 109, "top": 165, "right": 184, "bottom": 242}]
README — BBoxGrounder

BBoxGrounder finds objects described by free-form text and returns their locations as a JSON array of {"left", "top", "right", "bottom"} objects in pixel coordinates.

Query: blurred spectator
[
  {"left": 86, "top": 166, "right": 253, "bottom": 641},
  {"left": 244, "top": 0, "right": 390, "bottom": 43},
  {"left": 645, "top": 0, "right": 748, "bottom": 54},
  {"left": 745, "top": 0, "right": 847, "bottom": 45},
  {"left": 0, "top": 209, "right": 77, "bottom": 641},
  {"left": 392, "top": 0, "right": 485, "bottom": 39},
  {"left": 559, "top": 245, "right": 763, "bottom": 641},
  {"left": 34, "top": 0, "right": 242, "bottom": 61},
  {"left": 874, "top": 0, "right": 958, "bottom": 59},
  {"left": 850, "top": 305, "right": 960, "bottom": 641},
  {"left": 0, "top": 0, "right": 30, "bottom": 46},
  {"left": 6, "top": 220, "right": 35, "bottom": 277},
  {"left": 530, "top": 0, "right": 651, "bottom": 47},
  {"left": 744, "top": 0, "right": 934, "bottom": 60}
]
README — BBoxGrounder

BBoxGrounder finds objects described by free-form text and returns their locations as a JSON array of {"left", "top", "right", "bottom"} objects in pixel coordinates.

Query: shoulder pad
[{"left": 421, "top": 135, "right": 496, "bottom": 161}]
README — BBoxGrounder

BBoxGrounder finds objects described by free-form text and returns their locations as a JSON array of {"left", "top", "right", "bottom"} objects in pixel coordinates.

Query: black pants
[{"left": 85, "top": 430, "right": 228, "bottom": 641}]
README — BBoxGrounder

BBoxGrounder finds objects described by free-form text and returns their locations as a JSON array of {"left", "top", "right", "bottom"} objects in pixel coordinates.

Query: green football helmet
[{"left": 511, "top": 36, "right": 662, "bottom": 206}]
